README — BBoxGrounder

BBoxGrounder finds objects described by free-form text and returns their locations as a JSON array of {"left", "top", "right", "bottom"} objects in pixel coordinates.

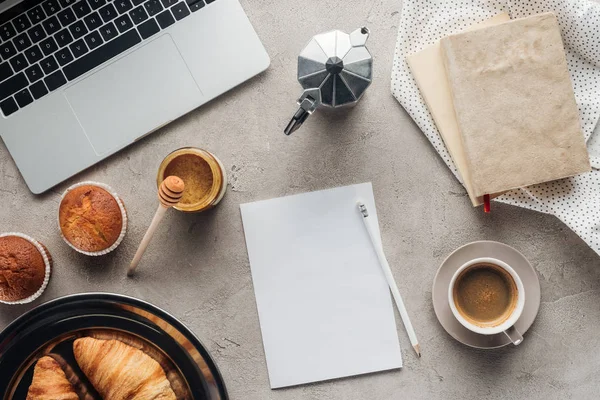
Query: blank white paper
[{"left": 240, "top": 182, "right": 402, "bottom": 388}]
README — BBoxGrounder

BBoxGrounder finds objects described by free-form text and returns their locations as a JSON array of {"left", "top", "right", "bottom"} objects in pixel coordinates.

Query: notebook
[
  {"left": 407, "top": 13, "right": 510, "bottom": 206},
  {"left": 440, "top": 13, "right": 591, "bottom": 199},
  {"left": 240, "top": 183, "right": 402, "bottom": 388}
]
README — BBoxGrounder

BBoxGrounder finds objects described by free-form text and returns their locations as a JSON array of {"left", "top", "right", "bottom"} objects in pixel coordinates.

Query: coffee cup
[{"left": 448, "top": 257, "right": 525, "bottom": 345}]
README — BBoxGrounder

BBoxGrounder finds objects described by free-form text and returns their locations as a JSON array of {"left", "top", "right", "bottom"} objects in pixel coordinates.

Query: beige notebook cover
[
  {"left": 440, "top": 12, "right": 591, "bottom": 198},
  {"left": 407, "top": 13, "right": 510, "bottom": 206}
]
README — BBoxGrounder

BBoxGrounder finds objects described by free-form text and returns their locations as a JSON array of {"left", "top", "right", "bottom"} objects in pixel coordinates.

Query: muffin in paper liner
[
  {"left": 0, "top": 232, "right": 52, "bottom": 305},
  {"left": 58, "top": 181, "right": 128, "bottom": 256}
]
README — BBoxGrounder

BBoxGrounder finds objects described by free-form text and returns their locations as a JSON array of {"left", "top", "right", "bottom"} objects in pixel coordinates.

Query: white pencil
[{"left": 357, "top": 202, "right": 421, "bottom": 357}]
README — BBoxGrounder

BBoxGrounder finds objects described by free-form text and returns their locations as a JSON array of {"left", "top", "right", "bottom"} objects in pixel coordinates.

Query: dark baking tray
[{"left": 0, "top": 293, "right": 228, "bottom": 400}]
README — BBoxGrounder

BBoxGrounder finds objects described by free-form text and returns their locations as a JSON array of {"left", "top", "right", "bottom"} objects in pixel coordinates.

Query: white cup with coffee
[{"left": 448, "top": 257, "right": 525, "bottom": 345}]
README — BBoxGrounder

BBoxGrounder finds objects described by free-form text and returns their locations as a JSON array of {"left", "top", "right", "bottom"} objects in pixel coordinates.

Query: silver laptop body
[{"left": 0, "top": 0, "right": 269, "bottom": 193}]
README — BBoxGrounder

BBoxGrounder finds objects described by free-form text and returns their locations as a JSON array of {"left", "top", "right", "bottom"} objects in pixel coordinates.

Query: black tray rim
[{"left": 0, "top": 292, "right": 228, "bottom": 400}]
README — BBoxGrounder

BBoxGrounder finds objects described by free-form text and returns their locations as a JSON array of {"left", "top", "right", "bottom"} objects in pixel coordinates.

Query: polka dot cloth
[{"left": 391, "top": 0, "right": 600, "bottom": 255}]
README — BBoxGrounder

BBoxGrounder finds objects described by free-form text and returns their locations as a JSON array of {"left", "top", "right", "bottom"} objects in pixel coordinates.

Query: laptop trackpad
[{"left": 65, "top": 34, "right": 202, "bottom": 156}]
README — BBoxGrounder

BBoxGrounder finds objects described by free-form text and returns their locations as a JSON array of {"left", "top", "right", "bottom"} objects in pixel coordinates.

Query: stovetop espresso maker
[{"left": 284, "top": 27, "right": 373, "bottom": 135}]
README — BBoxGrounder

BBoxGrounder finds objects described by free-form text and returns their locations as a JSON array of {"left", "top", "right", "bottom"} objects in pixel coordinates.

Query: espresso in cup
[
  {"left": 448, "top": 257, "right": 525, "bottom": 345},
  {"left": 453, "top": 263, "right": 518, "bottom": 328}
]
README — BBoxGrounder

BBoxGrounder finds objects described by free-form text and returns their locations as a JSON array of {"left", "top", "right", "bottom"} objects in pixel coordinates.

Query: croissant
[
  {"left": 73, "top": 337, "right": 177, "bottom": 400},
  {"left": 27, "top": 356, "right": 79, "bottom": 400}
]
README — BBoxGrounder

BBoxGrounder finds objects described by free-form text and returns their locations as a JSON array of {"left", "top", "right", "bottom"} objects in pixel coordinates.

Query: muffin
[
  {"left": 0, "top": 232, "right": 52, "bottom": 304},
  {"left": 59, "top": 182, "right": 127, "bottom": 256}
]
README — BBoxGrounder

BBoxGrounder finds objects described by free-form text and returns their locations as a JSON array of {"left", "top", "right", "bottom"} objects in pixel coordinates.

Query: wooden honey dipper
[{"left": 128, "top": 176, "right": 185, "bottom": 277}]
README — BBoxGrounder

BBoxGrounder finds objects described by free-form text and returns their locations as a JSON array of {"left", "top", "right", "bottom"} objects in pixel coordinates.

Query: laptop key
[
  {"left": 42, "top": 0, "right": 62, "bottom": 16},
  {"left": 28, "top": 25, "right": 47, "bottom": 43},
  {"left": 44, "top": 69, "right": 66, "bottom": 91},
  {"left": 0, "top": 72, "right": 28, "bottom": 100},
  {"left": 137, "top": 18, "right": 158, "bottom": 39},
  {"left": 205, "top": 0, "right": 215, "bottom": 3},
  {"left": 155, "top": 9, "right": 174, "bottom": 29},
  {"left": 13, "top": 15, "right": 32, "bottom": 33},
  {"left": 57, "top": 8, "right": 76, "bottom": 26},
  {"left": 24, "top": 45, "right": 44, "bottom": 64},
  {"left": 55, "top": 47, "right": 74, "bottom": 65},
  {"left": 84, "top": 11, "right": 103, "bottom": 30},
  {"left": 129, "top": 6, "right": 148, "bottom": 24},
  {"left": 115, "top": 0, "right": 133, "bottom": 13},
  {"left": 28, "top": 6, "right": 46, "bottom": 24},
  {"left": 9, "top": 54, "right": 28, "bottom": 72},
  {"left": 58, "top": 0, "right": 76, "bottom": 7},
  {"left": 0, "top": 97, "right": 18, "bottom": 116},
  {"left": 0, "top": 62, "right": 13, "bottom": 82},
  {"left": 15, "top": 88, "right": 33, "bottom": 107},
  {"left": 160, "top": 0, "right": 177, "bottom": 7},
  {"left": 29, "top": 80, "right": 49, "bottom": 99},
  {"left": 132, "top": 0, "right": 144, "bottom": 6},
  {"left": 84, "top": 30, "right": 103, "bottom": 50},
  {"left": 69, "top": 20, "right": 88, "bottom": 39},
  {"left": 69, "top": 38, "right": 88, "bottom": 57},
  {"left": 14, "top": 32, "right": 32, "bottom": 51},
  {"left": 99, "top": 22, "right": 118, "bottom": 41},
  {"left": 114, "top": 14, "right": 133, "bottom": 33},
  {"left": 0, "top": 23, "right": 16, "bottom": 41},
  {"left": 170, "top": 2, "right": 189, "bottom": 20},
  {"left": 143, "top": 0, "right": 162, "bottom": 16},
  {"left": 42, "top": 16, "right": 61, "bottom": 35},
  {"left": 99, "top": 3, "right": 118, "bottom": 21},
  {"left": 87, "top": 0, "right": 107, "bottom": 10},
  {"left": 25, "top": 64, "right": 43, "bottom": 82},
  {"left": 55, "top": 28, "right": 73, "bottom": 47},
  {"left": 73, "top": 1, "right": 92, "bottom": 18},
  {"left": 40, "top": 55, "right": 59, "bottom": 74},
  {"left": 64, "top": 28, "right": 141, "bottom": 80},
  {"left": 186, "top": 0, "right": 204, "bottom": 12},
  {"left": 40, "top": 36, "right": 58, "bottom": 55},
  {"left": 0, "top": 41, "right": 17, "bottom": 60}
]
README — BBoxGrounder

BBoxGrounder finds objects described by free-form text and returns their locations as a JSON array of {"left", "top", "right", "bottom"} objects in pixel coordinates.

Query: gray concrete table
[{"left": 1, "top": 1, "right": 599, "bottom": 399}]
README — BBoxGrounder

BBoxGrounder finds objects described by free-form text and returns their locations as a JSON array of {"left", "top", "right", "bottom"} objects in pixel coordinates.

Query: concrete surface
[{"left": 2, "top": 1, "right": 600, "bottom": 399}]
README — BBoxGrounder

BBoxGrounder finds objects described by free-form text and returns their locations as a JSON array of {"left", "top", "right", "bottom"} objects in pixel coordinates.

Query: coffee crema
[{"left": 453, "top": 263, "right": 518, "bottom": 328}]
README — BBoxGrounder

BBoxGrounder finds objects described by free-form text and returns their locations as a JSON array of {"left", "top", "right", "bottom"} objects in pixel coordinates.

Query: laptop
[{"left": 0, "top": 0, "right": 269, "bottom": 193}]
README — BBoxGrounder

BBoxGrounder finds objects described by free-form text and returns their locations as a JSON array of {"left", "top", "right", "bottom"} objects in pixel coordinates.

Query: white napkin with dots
[{"left": 391, "top": 0, "right": 600, "bottom": 256}]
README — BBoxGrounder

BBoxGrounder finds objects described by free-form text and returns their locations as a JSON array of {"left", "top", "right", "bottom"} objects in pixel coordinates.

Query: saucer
[{"left": 432, "top": 241, "right": 541, "bottom": 349}]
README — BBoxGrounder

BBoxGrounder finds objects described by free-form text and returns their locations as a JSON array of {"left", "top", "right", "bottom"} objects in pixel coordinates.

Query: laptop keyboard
[{"left": 0, "top": 0, "right": 216, "bottom": 116}]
